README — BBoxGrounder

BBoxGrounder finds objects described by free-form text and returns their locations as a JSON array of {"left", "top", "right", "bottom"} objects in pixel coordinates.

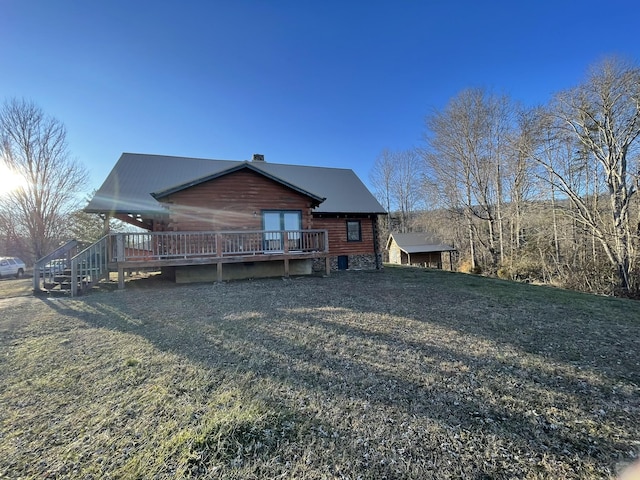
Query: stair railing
[
  {"left": 33, "top": 240, "right": 78, "bottom": 294},
  {"left": 70, "top": 235, "right": 110, "bottom": 297}
]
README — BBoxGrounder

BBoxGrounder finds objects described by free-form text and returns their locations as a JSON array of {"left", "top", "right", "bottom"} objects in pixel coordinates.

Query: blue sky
[{"left": 2, "top": 1, "right": 639, "bottom": 194}]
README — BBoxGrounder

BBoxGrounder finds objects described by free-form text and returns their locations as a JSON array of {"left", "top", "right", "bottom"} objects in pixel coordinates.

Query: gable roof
[
  {"left": 85, "top": 153, "right": 386, "bottom": 215},
  {"left": 387, "top": 232, "right": 456, "bottom": 253},
  {"left": 151, "top": 162, "right": 326, "bottom": 205}
]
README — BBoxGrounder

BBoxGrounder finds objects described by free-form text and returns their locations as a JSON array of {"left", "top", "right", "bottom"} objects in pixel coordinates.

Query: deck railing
[{"left": 109, "top": 230, "right": 328, "bottom": 262}]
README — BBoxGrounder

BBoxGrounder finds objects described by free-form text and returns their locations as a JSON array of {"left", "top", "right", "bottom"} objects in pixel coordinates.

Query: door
[
  {"left": 263, "top": 212, "right": 282, "bottom": 252},
  {"left": 283, "top": 212, "right": 301, "bottom": 250},
  {"left": 262, "top": 211, "right": 301, "bottom": 252}
]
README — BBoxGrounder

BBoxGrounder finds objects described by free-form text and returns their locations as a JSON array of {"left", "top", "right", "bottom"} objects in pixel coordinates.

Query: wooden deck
[
  {"left": 108, "top": 229, "right": 330, "bottom": 289},
  {"left": 34, "top": 230, "right": 330, "bottom": 296}
]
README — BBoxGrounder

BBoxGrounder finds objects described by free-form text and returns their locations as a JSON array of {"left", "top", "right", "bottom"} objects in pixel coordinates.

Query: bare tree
[
  {"left": 532, "top": 58, "right": 640, "bottom": 294},
  {"left": 390, "top": 149, "right": 423, "bottom": 232},
  {"left": 423, "top": 88, "right": 521, "bottom": 271},
  {"left": 0, "top": 98, "right": 89, "bottom": 261},
  {"left": 422, "top": 90, "right": 480, "bottom": 269},
  {"left": 369, "top": 148, "right": 423, "bottom": 234},
  {"left": 369, "top": 149, "right": 395, "bottom": 238},
  {"left": 507, "top": 109, "right": 538, "bottom": 253},
  {"left": 0, "top": 206, "right": 28, "bottom": 259}
]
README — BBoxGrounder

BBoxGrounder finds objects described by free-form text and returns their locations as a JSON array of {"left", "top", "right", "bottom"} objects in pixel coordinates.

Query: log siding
[
  {"left": 312, "top": 216, "right": 376, "bottom": 256},
  {"left": 160, "top": 169, "right": 316, "bottom": 232}
]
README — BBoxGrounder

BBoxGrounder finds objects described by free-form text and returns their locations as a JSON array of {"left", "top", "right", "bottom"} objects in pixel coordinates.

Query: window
[{"left": 346, "top": 220, "right": 361, "bottom": 242}]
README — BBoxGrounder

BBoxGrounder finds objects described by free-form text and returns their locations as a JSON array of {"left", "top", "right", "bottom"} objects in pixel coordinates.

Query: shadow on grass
[{"left": 40, "top": 268, "right": 640, "bottom": 478}]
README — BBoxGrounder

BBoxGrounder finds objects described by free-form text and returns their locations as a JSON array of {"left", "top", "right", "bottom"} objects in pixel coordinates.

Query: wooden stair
[
  {"left": 34, "top": 237, "right": 110, "bottom": 297},
  {"left": 41, "top": 268, "right": 92, "bottom": 295}
]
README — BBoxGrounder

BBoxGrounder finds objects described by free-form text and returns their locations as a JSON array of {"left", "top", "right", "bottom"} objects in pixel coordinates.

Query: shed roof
[
  {"left": 85, "top": 153, "right": 386, "bottom": 215},
  {"left": 387, "top": 232, "right": 456, "bottom": 254}
]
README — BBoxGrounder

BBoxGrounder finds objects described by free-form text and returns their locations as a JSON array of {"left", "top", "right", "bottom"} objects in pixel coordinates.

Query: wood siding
[
  {"left": 312, "top": 216, "right": 376, "bottom": 255},
  {"left": 388, "top": 237, "right": 450, "bottom": 269},
  {"left": 388, "top": 238, "right": 402, "bottom": 264},
  {"left": 160, "top": 169, "right": 316, "bottom": 232},
  {"left": 155, "top": 169, "right": 379, "bottom": 258}
]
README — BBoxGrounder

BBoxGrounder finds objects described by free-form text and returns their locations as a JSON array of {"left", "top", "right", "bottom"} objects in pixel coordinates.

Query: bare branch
[{"left": 0, "top": 98, "right": 89, "bottom": 260}]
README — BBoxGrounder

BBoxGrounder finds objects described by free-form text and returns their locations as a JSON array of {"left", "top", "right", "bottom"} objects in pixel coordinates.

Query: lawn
[{"left": 0, "top": 267, "right": 638, "bottom": 479}]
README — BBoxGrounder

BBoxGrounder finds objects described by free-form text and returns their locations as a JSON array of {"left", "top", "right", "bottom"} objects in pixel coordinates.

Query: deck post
[
  {"left": 283, "top": 231, "right": 290, "bottom": 277},
  {"left": 116, "top": 234, "right": 124, "bottom": 261},
  {"left": 215, "top": 233, "right": 223, "bottom": 282},
  {"left": 33, "top": 262, "right": 41, "bottom": 293},
  {"left": 324, "top": 230, "right": 330, "bottom": 275},
  {"left": 118, "top": 265, "right": 125, "bottom": 289},
  {"left": 71, "top": 261, "right": 78, "bottom": 297},
  {"left": 215, "top": 233, "right": 222, "bottom": 257}
]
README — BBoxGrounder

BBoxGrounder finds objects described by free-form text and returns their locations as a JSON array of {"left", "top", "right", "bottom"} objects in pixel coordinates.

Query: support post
[
  {"left": 33, "top": 261, "right": 41, "bottom": 293},
  {"left": 283, "top": 231, "right": 290, "bottom": 277},
  {"left": 216, "top": 262, "right": 222, "bottom": 282},
  {"left": 116, "top": 234, "right": 124, "bottom": 261},
  {"left": 71, "top": 261, "right": 78, "bottom": 297},
  {"left": 324, "top": 230, "right": 330, "bottom": 275},
  {"left": 118, "top": 265, "right": 125, "bottom": 289},
  {"left": 215, "top": 233, "right": 222, "bottom": 258}
]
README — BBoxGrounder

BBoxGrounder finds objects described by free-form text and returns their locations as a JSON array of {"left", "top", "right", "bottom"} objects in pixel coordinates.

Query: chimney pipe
[{"left": 252, "top": 154, "right": 265, "bottom": 162}]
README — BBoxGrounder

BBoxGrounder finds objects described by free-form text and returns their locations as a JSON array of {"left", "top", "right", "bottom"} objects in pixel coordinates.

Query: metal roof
[
  {"left": 401, "top": 244, "right": 456, "bottom": 253},
  {"left": 388, "top": 232, "right": 456, "bottom": 253},
  {"left": 151, "top": 162, "right": 326, "bottom": 205},
  {"left": 85, "top": 153, "right": 386, "bottom": 215}
]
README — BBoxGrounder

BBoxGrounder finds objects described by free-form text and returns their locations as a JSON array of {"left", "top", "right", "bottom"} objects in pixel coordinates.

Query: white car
[
  {"left": 40, "top": 259, "right": 68, "bottom": 276},
  {"left": 0, "top": 256, "right": 26, "bottom": 278}
]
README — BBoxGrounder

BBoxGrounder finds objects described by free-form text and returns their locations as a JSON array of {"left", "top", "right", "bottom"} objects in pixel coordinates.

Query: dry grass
[
  {"left": 0, "top": 274, "right": 33, "bottom": 299},
  {"left": 0, "top": 266, "right": 638, "bottom": 479}
]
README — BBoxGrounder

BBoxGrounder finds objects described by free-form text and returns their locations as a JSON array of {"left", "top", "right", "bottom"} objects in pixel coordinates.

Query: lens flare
[{"left": 0, "top": 164, "right": 27, "bottom": 195}]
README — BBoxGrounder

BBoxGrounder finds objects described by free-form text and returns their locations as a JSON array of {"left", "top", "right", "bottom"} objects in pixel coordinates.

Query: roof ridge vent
[{"left": 252, "top": 153, "right": 265, "bottom": 162}]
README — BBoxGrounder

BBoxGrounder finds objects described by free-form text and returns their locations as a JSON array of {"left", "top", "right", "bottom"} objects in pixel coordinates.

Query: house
[
  {"left": 386, "top": 232, "right": 456, "bottom": 270},
  {"left": 36, "top": 153, "right": 386, "bottom": 295}
]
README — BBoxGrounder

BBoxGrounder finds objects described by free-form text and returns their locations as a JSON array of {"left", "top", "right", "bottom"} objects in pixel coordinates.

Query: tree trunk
[{"left": 467, "top": 214, "right": 476, "bottom": 270}]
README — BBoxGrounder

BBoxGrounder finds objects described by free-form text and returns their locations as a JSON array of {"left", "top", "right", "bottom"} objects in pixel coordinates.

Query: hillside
[{"left": 0, "top": 267, "right": 638, "bottom": 478}]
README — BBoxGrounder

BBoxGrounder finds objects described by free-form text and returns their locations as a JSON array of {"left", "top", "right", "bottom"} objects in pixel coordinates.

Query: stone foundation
[{"left": 313, "top": 254, "right": 380, "bottom": 272}]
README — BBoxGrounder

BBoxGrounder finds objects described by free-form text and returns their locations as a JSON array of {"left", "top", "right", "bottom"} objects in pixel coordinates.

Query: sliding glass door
[{"left": 262, "top": 210, "right": 301, "bottom": 252}]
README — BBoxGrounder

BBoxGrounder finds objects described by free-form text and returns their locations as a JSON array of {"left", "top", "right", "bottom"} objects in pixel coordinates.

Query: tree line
[{"left": 370, "top": 57, "right": 640, "bottom": 296}]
